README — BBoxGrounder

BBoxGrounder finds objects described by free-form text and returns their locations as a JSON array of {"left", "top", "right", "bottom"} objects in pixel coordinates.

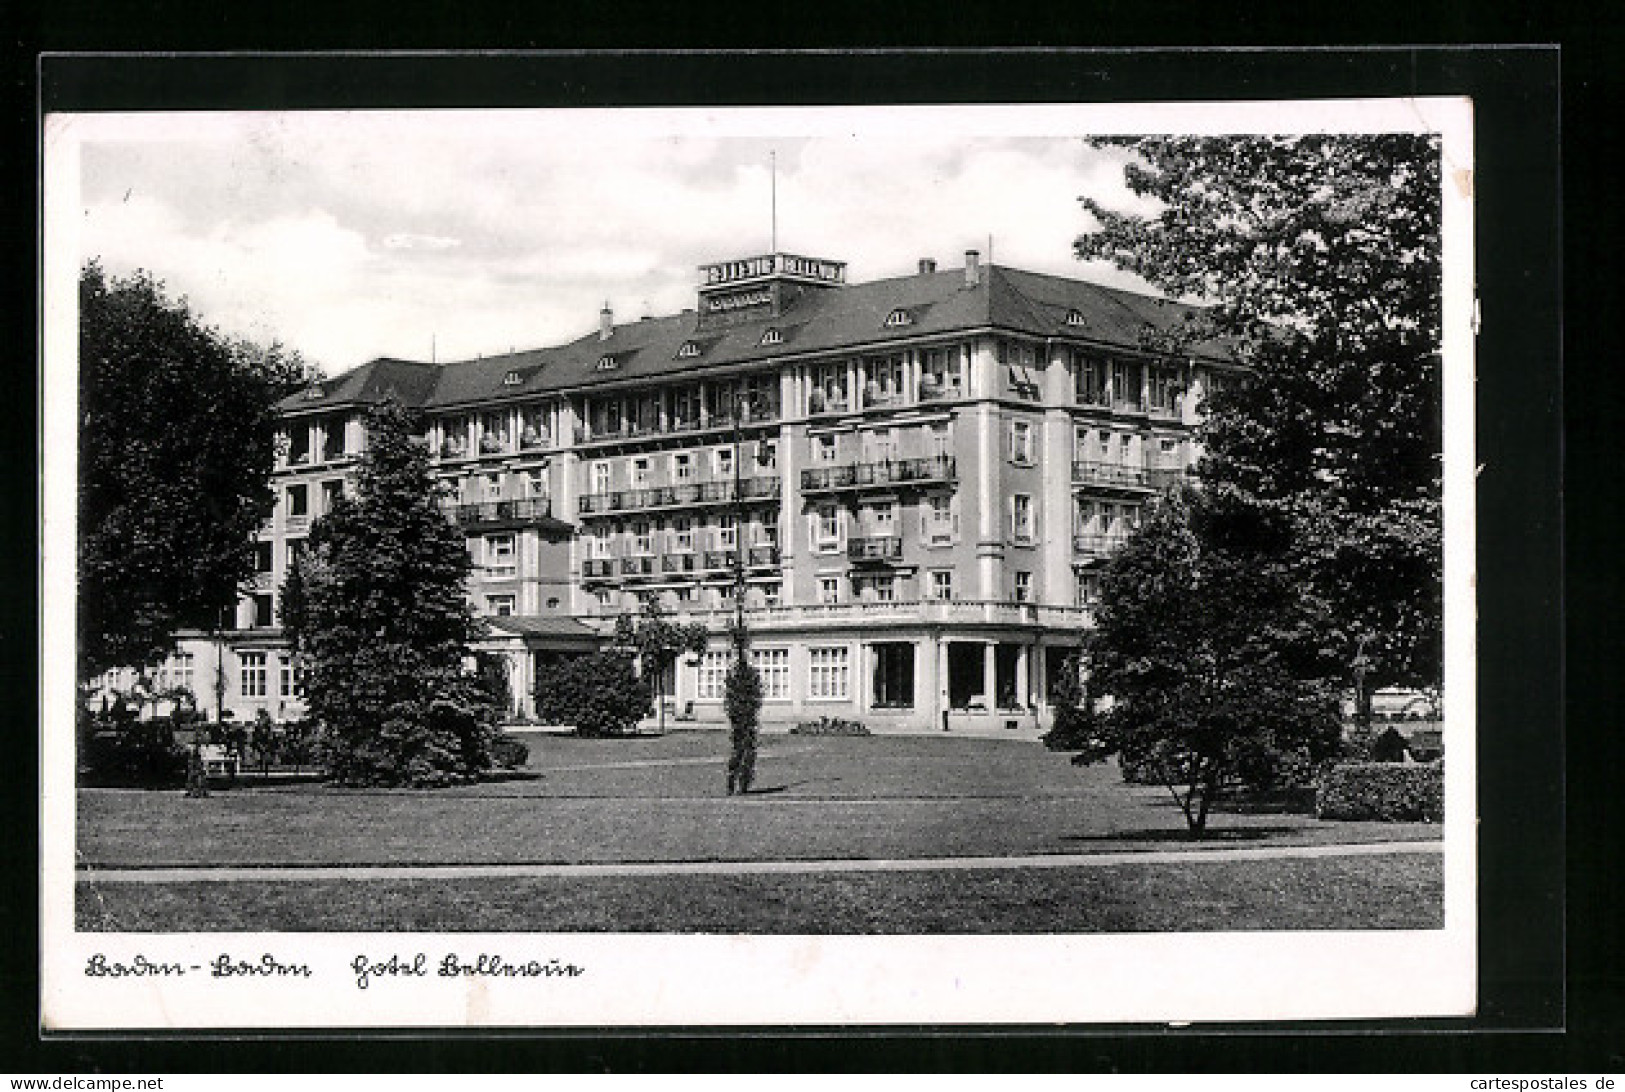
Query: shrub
[
  {"left": 490, "top": 733, "right": 530, "bottom": 769},
  {"left": 77, "top": 703, "right": 189, "bottom": 787},
  {"left": 534, "top": 651, "right": 651, "bottom": 737},
  {"left": 1316, "top": 761, "right": 1443, "bottom": 822},
  {"left": 724, "top": 654, "right": 762, "bottom": 793},
  {"left": 790, "top": 716, "right": 871, "bottom": 737}
]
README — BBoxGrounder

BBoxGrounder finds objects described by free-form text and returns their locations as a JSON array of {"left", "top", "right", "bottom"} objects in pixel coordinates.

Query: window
[
  {"left": 286, "top": 539, "right": 308, "bottom": 572},
  {"left": 871, "top": 642, "right": 915, "bottom": 708},
  {"left": 929, "top": 422, "right": 952, "bottom": 458},
  {"left": 240, "top": 652, "right": 267, "bottom": 699},
  {"left": 714, "top": 447, "right": 734, "bottom": 478},
  {"left": 677, "top": 341, "right": 701, "bottom": 359},
  {"left": 672, "top": 517, "right": 694, "bottom": 552},
  {"left": 547, "top": 597, "right": 560, "bottom": 609},
  {"left": 883, "top": 308, "right": 913, "bottom": 328},
  {"left": 1150, "top": 366, "right": 1180, "bottom": 413},
  {"left": 1074, "top": 350, "right": 1108, "bottom": 405},
  {"left": 807, "top": 646, "right": 850, "bottom": 700},
  {"left": 760, "top": 328, "right": 783, "bottom": 346},
  {"left": 524, "top": 469, "right": 549, "bottom": 498},
  {"left": 922, "top": 346, "right": 964, "bottom": 396},
  {"left": 752, "top": 648, "right": 790, "bottom": 700},
  {"left": 925, "top": 494, "right": 956, "bottom": 543},
  {"left": 486, "top": 534, "right": 516, "bottom": 577},
  {"left": 672, "top": 453, "right": 693, "bottom": 481},
  {"left": 863, "top": 354, "right": 906, "bottom": 405},
  {"left": 631, "top": 458, "right": 650, "bottom": 487},
  {"left": 869, "top": 575, "right": 897, "bottom": 602},
  {"left": 167, "top": 652, "right": 195, "bottom": 696},
  {"left": 811, "top": 362, "right": 848, "bottom": 412},
  {"left": 286, "top": 484, "right": 308, "bottom": 517},
  {"left": 1012, "top": 494, "right": 1035, "bottom": 543},
  {"left": 931, "top": 570, "right": 954, "bottom": 601},
  {"left": 632, "top": 521, "right": 653, "bottom": 555},
  {"left": 503, "top": 370, "right": 522, "bottom": 386},
  {"left": 696, "top": 650, "right": 730, "bottom": 701},
  {"left": 1119, "top": 434, "right": 1134, "bottom": 463},
  {"left": 869, "top": 502, "right": 896, "bottom": 537},
  {"left": 818, "top": 577, "right": 842, "bottom": 605},
  {"left": 1010, "top": 420, "right": 1034, "bottom": 464},
  {"left": 1075, "top": 498, "right": 1099, "bottom": 534},
  {"left": 589, "top": 530, "right": 611, "bottom": 559},
  {"left": 596, "top": 355, "right": 619, "bottom": 371},
  {"left": 481, "top": 411, "right": 509, "bottom": 451},
  {"left": 1112, "top": 361, "right": 1141, "bottom": 408},
  {"left": 1014, "top": 571, "right": 1032, "bottom": 602},
  {"left": 252, "top": 594, "right": 274, "bottom": 628},
  {"left": 814, "top": 504, "right": 841, "bottom": 550},
  {"left": 322, "top": 479, "right": 344, "bottom": 514},
  {"left": 761, "top": 582, "right": 781, "bottom": 607},
  {"left": 1076, "top": 570, "right": 1100, "bottom": 607},
  {"left": 813, "top": 434, "right": 838, "bottom": 463},
  {"left": 254, "top": 541, "right": 273, "bottom": 573},
  {"left": 716, "top": 514, "right": 737, "bottom": 550},
  {"left": 1066, "top": 308, "right": 1088, "bottom": 327},
  {"left": 591, "top": 461, "right": 611, "bottom": 494},
  {"left": 486, "top": 594, "right": 516, "bottom": 617},
  {"left": 670, "top": 385, "right": 700, "bottom": 429},
  {"left": 757, "top": 440, "right": 777, "bottom": 470},
  {"left": 484, "top": 472, "right": 502, "bottom": 500},
  {"left": 868, "top": 427, "right": 896, "bottom": 463}
]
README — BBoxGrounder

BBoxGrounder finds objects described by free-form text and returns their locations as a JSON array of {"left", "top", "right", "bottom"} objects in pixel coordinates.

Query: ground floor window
[
  {"left": 240, "top": 651, "right": 267, "bottom": 699},
  {"left": 807, "top": 645, "right": 850, "bottom": 700},
  {"left": 995, "top": 644, "right": 1022, "bottom": 710},
  {"left": 871, "top": 642, "right": 915, "bottom": 708},
  {"left": 752, "top": 647, "right": 790, "bottom": 701},
  {"left": 697, "top": 650, "right": 731, "bottom": 701},
  {"left": 278, "top": 656, "right": 295, "bottom": 698},
  {"left": 947, "top": 642, "right": 985, "bottom": 709}
]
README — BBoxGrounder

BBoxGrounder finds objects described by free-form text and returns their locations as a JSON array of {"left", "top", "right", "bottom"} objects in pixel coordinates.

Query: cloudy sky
[{"left": 63, "top": 107, "right": 1169, "bottom": 375}]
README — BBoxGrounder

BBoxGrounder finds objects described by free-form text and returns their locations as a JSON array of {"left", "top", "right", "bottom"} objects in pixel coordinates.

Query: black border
[{"left": 20, "top": 47, "right": 1575, "bottom": 1072}]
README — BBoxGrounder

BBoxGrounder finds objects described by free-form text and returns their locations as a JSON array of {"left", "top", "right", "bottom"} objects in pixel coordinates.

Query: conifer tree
[{"left": 280, "top": 401, "right": 496, "bottom": 786}]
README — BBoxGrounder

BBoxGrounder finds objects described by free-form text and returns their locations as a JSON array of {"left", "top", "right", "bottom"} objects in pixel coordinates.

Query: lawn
[
  {"left": 77, "top": 732, "right": 1440, "bottom": 869},
  {"left": 76, "top": 854, "right": 1443, "bottom": 933},
  {"left": 75, "top": 732, "right": 1444, "bottom": 933}
]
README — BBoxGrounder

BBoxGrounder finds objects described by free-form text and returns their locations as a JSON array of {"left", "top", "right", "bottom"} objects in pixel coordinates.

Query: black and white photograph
[{"left": 41, "top": 94, "right": 1477, "bottom": 1029}]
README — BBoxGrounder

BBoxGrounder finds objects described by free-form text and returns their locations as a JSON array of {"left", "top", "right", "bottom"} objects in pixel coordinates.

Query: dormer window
[
  {"left": 596, "top": 355, "right": 619, "bottom": 372},
  {"left": 760, "top": 328, "right": 783, "bottom": 346},
  {"left": 304, "top": 385, "right": 324, "bottom": 400},
  {"left": 883, "top": 308, "right": 914, "bottom": 328},
  {"left": 1066, "top": 309, "right": 1089, "bottom": 327},
  {"left": 676, "top": 341, "right": 701, "bottom": 359},
  {"left": 503, "top": 370, "right": 522, "bottom": 386}
]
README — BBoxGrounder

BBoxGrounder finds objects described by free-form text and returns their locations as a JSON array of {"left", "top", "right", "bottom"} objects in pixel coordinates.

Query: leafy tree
[
  {"left": 532, "top": 652, "right": 651, "bottom": 737},
  {"left": 280, "top": 401, "right": 497, "bottom": 786},
  {"left": 78, "top": 262, "right": 315, "bottom": 679},
  {"left": 1076, "top": 134, "right": 1444, "bottom": 700},
  {"left": 613, "top": 600, "right": 709, "bottom": 732},
  {"left": 1071, "top": 487, "right": 1343, "bottom": 835}
]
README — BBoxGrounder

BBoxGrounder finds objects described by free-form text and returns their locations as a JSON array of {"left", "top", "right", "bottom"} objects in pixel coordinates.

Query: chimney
[
  {"left": 918, "top": 258, "right": 937, "bottom": 275},
  {"left": 964, "top": 249, "right": 981, "bottom": 288},
  {"left": 599, "top": 301, "right": 614, "bottom": 340}
]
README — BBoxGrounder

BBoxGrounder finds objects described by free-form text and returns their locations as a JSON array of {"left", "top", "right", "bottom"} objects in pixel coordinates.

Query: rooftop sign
[{"left": 699, "top": 253, "right": 846, "bottom": 288}]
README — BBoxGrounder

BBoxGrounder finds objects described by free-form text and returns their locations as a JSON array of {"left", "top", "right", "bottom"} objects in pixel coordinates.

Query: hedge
[
  {"left": 790, "top": 716, "right": 871, "bottom": 737},
  {"left": 1316, "top": 761, "right": 1443, "bottom": 822}
]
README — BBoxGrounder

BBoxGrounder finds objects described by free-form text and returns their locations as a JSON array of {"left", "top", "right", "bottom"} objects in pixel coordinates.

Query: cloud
[{"left": 383, "top": 233, "right": 463, "bottom": 251}]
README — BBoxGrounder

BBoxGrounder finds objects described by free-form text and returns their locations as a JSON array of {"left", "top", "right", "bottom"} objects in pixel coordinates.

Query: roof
[
  {"left": 289, "top": 262, "right": 1242, "bottom": 415},
  {"left": 484, "top": 614, "right": 602, "bottom": 643},
  {"left": 277, "top": 357, "right": 440, "bottom": 415}
]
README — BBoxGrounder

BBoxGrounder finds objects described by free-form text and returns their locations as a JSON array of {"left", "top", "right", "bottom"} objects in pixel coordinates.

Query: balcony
[
  {"left": 1071, "top": 460, "right": 1152, "bottom": 492},
  {"left": 646, "top": 599, "right": 1093, "bottom": 631},
  {"left": 582, "top": 558, "right": 617, "bottom": 580},
  {"left": 577, "top": 475, "right": 781, "bottom": 517},
  {"left": 917, "top": 381, "right": 964, "bottom": 402},
  {"left": 662, "top": 552, "right": 699, "bottom": 574},
  {"left": 1073, "top": 533, "right": 1131, "bottom": 557},
  {"left": 746, "top": 543, "right": 780, "bottom": 567},
  {"left": 619, "top": 555, "right": 658, "bottom": 579},
  {"left": 847, "top": 535, "right": 904, "bottom": 564},
  {"left": 800, "top": 455, "right": 956, "bottom": 495},
  {"left": 447, "top": 497, "right": 553, "bottom": 527},
  {"left": 573, "top": 404, "right": 781, "bottom": 446}
]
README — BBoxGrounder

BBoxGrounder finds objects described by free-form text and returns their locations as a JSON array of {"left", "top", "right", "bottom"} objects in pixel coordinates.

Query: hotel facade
[{"left": 166, "top": 249, "right": 1242, "bottom": 733}]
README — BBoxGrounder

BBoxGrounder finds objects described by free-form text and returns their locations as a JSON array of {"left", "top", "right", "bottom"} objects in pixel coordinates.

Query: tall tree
[
  {"left": 1075, "top": 487, "right": 1344, "bottom": 835},
  {"left": 78, "top": 262, "right": 313, "bottom": 678},
  {"left": 280, "top": 401, "right": 497, "bottom": 786},
  {"left": 1076, "top": 134, "right": 1444, "bottom": 695}
]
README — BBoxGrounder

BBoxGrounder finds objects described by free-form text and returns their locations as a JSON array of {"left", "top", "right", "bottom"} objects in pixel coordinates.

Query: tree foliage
[
  {"left": 280, "top": 401, "right": 497, "bottom": 786},
  {"left": 1072, "top": 487, "right": 1344, "bottom": 834},
  {"left": 78, "top": 262, "right": 315, "bottom": 678},
  {"left": 1076, "top": 134, "right": 1444, "bottom": 692},
  {"left": 532, "top": 652, "right": 651, "bottom": 737},
  {"left": 613, "top": 600, "right": 708, "bottom": 730},
  {"left": 724, "top": 619, "right": 762, "bottom": 795}
]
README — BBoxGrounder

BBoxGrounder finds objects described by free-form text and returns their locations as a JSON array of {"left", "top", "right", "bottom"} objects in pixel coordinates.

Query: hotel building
[{"left": 173, "top": 249, "right": 1242, "bottom": 733}]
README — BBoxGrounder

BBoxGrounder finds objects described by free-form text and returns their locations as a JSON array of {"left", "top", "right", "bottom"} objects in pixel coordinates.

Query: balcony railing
[
  {"left": 917, "top": 381, "right": 964, "bottom": 402},
  {"left": 620, "top": 555, "right": 658, "bottom": 578},
  {"left": 573, "top": 404, "right": 781, "bottom": 445},
  {"left": 847, "top": 536, "right": 904, "bottom": 563},
  {"left": 800, "top": 455, "right": 957, "bottom": 494},
  {"left": 1071, "top": 460, "right": 1151, "bottom": 491},
  {"left": 1147, "top": 466, "right": 1189, "bottom": 489},
  {"left": 632, "top": 599, "right": 1093, "bottom": 630},
  {"left": 447, "top": 497, "right": 553, "bottom": 526},
  {"left": 582, "top": 558, "right": 617, "bottom": 579},
  {"left": 746, "top": 544, "right": 780, "bottom": 567},
  {"left": 662, "top": 552, "right": 698, "bottom": 574},
  {"left": 577, "top": 475, "right": 781, "bottom": 516},
  {"left": 1073, "top": 533, "right": 1131, "bottom": 556}
]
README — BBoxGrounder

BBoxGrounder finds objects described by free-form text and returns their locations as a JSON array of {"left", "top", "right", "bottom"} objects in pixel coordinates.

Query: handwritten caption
[{"left": 83, "top": 951, "right": 586, "bottom": 989}]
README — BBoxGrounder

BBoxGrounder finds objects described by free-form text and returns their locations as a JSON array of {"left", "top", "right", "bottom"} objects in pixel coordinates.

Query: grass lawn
[
  {"left": 77, "top": 732, "right": 1440, "bottom": 869},
  {"left": 76, "top": 853, "right": 1443, "bottom": 933}
]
